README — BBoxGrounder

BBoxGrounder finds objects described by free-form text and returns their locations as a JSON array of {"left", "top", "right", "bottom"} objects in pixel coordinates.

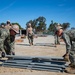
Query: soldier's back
[
  {"left": 0, "top": 28, "right": 10, "bottom": 37},
  {"left": 64, "top": 29, "right": 75, "bottom": 40}
]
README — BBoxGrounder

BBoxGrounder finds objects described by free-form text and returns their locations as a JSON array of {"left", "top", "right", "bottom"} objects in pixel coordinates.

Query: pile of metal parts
[{"left": 0, "top": 55, "right": 68, "bottom": 72}]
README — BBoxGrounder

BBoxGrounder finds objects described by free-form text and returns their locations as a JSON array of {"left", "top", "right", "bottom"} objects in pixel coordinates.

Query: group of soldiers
[
  {"left": 0, "top": 21, "right": 34, "bottom": 58},
  {"left": 0, "top": 20, "right": 19, "bottom": 57},
  {"left": 0, "top": 21, "right": 75, "bottom": 73},
  {"left": 27, "top": 23, "right": 75, "bottom": 73},
  {"left": 54, "top": 23, "right": 75, "bottom": 73}
]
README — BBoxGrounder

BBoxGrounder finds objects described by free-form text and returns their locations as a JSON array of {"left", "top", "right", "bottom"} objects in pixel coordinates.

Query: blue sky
[{"left": 0, "top": 0, "right": 75, "bottom": 29}]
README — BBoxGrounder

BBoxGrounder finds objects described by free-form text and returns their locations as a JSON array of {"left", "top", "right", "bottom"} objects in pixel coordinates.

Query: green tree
[
  {"left": 31, "top": 19, "right": 37, "bottom": 29},
  {"left": 71, "top": 27, "right": 75, "bottom": 29},
  {"left": 36, "top": 16, "right": 46, "bottom": 32},
  {"left": 0, "top": 22, "right": 6, "bottom": 27},
  {"left": 26, "top": 16, "right": 46, "bottom": 32},
  {"left": 26, "top": 20, "right": 34, "bottom": 28},
  {"left": 48, "top": 20, "right": 57, "bottom": 32},
  {"left": 61, "top": 23, "right": 70, "bottom": 30},
  {"left": 0, "top": 22, "right": 6, "bottom": 25}
]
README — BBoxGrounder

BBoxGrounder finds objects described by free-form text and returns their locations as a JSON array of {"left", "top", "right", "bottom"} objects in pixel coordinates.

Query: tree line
[
  {"left": 0, "top": 16, "right": 73, "bottom": 33},
  {"left": 25, "top": 16, "right": 70, "bottom": 32}
]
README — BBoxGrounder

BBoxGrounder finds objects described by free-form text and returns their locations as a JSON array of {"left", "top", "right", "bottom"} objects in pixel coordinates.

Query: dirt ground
[{"left": 0, "top": 35, "right": 74, "bottom": 75}]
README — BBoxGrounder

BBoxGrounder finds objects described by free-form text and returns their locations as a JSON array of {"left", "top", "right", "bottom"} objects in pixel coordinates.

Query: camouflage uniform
[
  {"left": 28, "top": 33, "right": 34, "bottom": 45},
  {"left": 54, "top": 35, "right": 60, "bottom": 45},
  {"left": 0, "top": 26, "right": 15, "bottom": 56},
  {"left": 26, "top": 23, "right": 34, "bottom": 45},
  {"left": 62, "top": 29, "right": 75, "bottom": 63},
  {"left": 65, "top": 42, "right": 75, "bottom": 74},
  {"left": 69, "top": 42, "right": 75, "bottom": 66},
  {"left": 4, "top": 22, "right": 15, "bottom": 55},
  {"left": 0, "top": 28, "right": 10, "bottom": 55}
]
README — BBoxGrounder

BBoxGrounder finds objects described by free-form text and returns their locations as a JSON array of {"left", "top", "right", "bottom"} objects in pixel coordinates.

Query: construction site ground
[{"left": 0, "top": 35, "right": 74, "bottom": 75}]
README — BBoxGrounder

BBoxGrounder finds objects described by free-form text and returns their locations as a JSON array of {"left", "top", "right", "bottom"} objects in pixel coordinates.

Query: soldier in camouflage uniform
[
  {"left": 26, "top": 23, "right": 34, "bottom": 46},
  {"left": 4, "top": 20, "right": 12, "bottom": 55},
  {"left": 0, "top": 27, "right": 10, "bottom": 57},
  {"left": 0, "top": 20, "right": 19, "bottom": 57},
  {"left": 5, "top": 20, "right": 11, "bottom": 30},
  {"left": 54, "top": 23, "right": 61, "bottom": 47},
  {"left": 56, "top": 27, "right": 75, "bottom": 73}
]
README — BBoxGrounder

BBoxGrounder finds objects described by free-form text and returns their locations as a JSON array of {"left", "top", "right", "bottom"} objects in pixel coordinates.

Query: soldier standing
[
  {"left": 26, "top": 23, "right": 34, "bottom": 46},
  {"left": 54, "top": 23, "right": 61, "bottom": 47}
]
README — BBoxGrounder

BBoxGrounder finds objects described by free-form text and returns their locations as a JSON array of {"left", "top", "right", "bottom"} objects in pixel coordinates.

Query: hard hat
[{"left": 11, "top": 25, "right": 19, "bottom": 33}]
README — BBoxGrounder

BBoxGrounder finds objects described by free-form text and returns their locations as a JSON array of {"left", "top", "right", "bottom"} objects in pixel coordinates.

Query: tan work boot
[
  {"left": 63, "top": 53, "right": 69, "bottom": 61},
  {"left": 65, "top": 66, "right": 75, "bottom": 74}
]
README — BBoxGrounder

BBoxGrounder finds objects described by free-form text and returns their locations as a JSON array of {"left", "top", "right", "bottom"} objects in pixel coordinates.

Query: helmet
[{"left": 11, "top": 25, "right": 19, "bottom": 33}]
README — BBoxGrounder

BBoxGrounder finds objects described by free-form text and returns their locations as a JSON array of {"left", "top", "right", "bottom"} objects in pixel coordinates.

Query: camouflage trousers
[
  {"left": 28, "top": 33, "right": 33, "bottom": 44},
  {"left": 0, "top": 28, "right": 10, "bottom": 54},
  {"left": 54, "top": 35, "right": 60, "bottom": 45},
  {"left": 69, "top": 42, "right": 75, "bottom": 66},
  {"left": 3, "top": 35, "right": 15, "bottom": 55}
]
